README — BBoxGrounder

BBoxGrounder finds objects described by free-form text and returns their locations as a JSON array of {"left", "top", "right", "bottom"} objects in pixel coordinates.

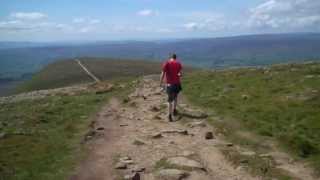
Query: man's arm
[{"left": 160, "top": 71, "right": 165, "bottom": 87}]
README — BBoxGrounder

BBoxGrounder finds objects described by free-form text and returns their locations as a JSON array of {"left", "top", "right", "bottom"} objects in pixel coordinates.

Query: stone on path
[
  {"left": 115, "top": 162, "right": 127, "bottom": 169},
  {"left": 240, "top": 151, "right": 256, "bottom": 156},
  {"left": 205, "top": 132, "right": 214, "bottom": 140},
  {"left": 124, "top": 172, "right": 140, "bottom": 180},
  {"left": 132, "top": 165, "right": 146, "bottom": 172},
  {"left": 157, "top": 169, "right": 189, "bottom": 180},
  {"left": 167, "top": 157, "right": 204, "bottom": 170},
  {"left": 133, "top": 139, "right": 146, "bottom": 146},
  {"left": 180, "top": 150, "right": 195, "bottom": 157},
  {"left": 188, "top": 121, "right": 206, "bottom": 128},
  {"left": 152, "top": 133, "right": 163, "bottom": 139},
  {"left": 161, "top": 130, "right": 188, "bottom": 135}
]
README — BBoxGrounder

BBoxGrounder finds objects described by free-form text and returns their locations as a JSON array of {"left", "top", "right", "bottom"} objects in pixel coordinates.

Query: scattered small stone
[
  {"left": 180, "top": 150, "right": 195, "bottom": 157},
  {"left": 259, "top": 154, "right": 272, "bottom": 158},
  {"left": 226, "top": 143, "right": 234, "bottom": 147},
  {"left": 132, "top": 166, "right": 146, "bottom": 172},
  {"left": 153, "top": 115, "right": 162, "bottom": 120},
  {"left": 188, "top": 121, "right": 206, "bottom": 128},
  {"left": 240, "top": 151, "right": 256, "bottom": 156},
  {"left": 305, "top": 75, "right": 315, "bottom": 79},
  {"left": 169, "top": 140, "right": 175, "bottom": 145},
  {"left": 157, "top": 169, "right": 189, "bottom": 180},
  {"left": 152, "top": 133, "right": 163, "bottom": 139},
  {"left": 240, "top": 159, "right": 249, "bottom": 164},
  {"left": 205, "top": 132, "right": 214, "bottom": 140},
  {"left": 133, "top": 139, "right": 146, "bottom": 146},
  {"left": 0, "top": 132, "right": 7, "bottom": 139},
  {"left": 150, "top": 106, "right": 160, "bottom": 112},
  {"left": 142, "top": 95, "right": 147, "bottom": 100},
  {"left": 162, "top": 129, "right": 188, "bottom": 135},
  {"left": 124, "top": 172, "right": 140, "bottom": 180},
  {"left": 84, "top": 130, "right": 96, "bottom": 141},
  {"left": 241, "top": 94, "right": 249, "bottom": 100},
  {"left": 115, "top": 162, "right": 127, "bottom": 169},
  {"left": 120, "top": 156, "right": 131, "bottom": 161},
  {"left": 122, "top": 160, "right": 134, "bottom": 165},
  {"left": 96, "top": 127, "right": 105, "bottom": 131},
  {"left": 167, "top": 157, "right": 204, "bottom": 170}
]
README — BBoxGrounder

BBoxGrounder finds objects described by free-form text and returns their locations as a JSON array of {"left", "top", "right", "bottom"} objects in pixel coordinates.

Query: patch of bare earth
[{"left": 70, "top": 76, "right": 316, "bottom": 180}]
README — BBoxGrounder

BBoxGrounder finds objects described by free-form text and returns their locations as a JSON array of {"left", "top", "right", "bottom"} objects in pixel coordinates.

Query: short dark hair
[{"left": 171, "top": 53, "right": 177, "bottom": 59}]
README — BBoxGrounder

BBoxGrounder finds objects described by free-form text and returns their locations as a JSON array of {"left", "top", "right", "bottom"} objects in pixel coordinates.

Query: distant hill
[
  {"left": 1, "top": 33, "right": 320, "bottom": 81},
  {"left": 16, "top": 58, "right": 194, "bottom": 93}
]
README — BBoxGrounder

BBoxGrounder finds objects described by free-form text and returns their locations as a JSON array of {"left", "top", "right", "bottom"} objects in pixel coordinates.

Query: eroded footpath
[{"left": 70, "top": 75, "right": 316, "bottom": 180}]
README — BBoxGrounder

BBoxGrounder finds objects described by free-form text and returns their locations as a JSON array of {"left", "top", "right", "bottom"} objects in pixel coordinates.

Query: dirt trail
[{"left": 70, "top": 75, "right": 315, "bottom": 180}]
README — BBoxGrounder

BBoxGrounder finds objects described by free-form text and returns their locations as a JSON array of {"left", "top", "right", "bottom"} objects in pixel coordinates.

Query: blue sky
[{"left": 0, "top": 0, "right": 319, "bottom": 41}]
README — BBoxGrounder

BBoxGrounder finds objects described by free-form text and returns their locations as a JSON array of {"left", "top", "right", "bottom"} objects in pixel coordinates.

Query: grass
[
  {"left": 0, "top": 80, "right": 136, "bottom": 180},
  {"left": 183, "top": 62, "right": 320, "bottom": 174}
]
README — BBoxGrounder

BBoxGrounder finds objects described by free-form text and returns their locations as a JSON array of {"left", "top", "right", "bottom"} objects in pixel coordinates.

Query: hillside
[
  {"left": 16, "top": 58, "right": 168, "bottom": 93},
  {"left": 1, "top": 61, "right": 319, "bottom": 180},
  {"left": 183, "top": 62, "right": 320, "bottom": 174}
]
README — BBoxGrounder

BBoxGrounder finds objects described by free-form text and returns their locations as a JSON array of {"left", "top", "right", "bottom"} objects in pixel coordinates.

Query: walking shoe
[
  {"left": 173, "top": 109, "right": 178, "bottom": 116},
  {"left": 168, "top": 114, "right": 173, "bottom": 122}
]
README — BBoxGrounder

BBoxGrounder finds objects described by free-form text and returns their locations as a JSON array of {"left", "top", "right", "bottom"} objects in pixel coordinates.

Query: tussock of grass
[{"left": 183, "top": 62, "right": 320, "bottom": 173}]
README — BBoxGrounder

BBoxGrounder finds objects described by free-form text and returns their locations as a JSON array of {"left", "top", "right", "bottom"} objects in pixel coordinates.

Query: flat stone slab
[
  {"left": 157, "top": 169, "right": 189, "bottom": 180},
  {"left": 167, "top": 157, "right": 204, "bottom": 170}
]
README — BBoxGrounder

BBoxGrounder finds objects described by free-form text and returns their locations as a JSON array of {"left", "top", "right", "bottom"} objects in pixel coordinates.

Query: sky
[{"left": 0, "top": 0, "right": 320, "bottom": 41}]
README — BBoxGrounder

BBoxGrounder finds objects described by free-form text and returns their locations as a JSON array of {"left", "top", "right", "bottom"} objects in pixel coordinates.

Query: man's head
[{"left": 171, "top": 53, "right": 177, "bottom": 60}]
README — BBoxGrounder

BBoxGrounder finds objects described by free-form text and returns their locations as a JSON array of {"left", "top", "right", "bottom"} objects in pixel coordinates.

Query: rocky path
[{"left": 70, "top": 76, "right": 259, "bottom": 180}]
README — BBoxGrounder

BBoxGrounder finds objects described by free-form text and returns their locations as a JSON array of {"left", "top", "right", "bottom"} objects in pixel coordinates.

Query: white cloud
[
  {"left": 73, "top": 18, "right": 85, "bottom": 23},
  {"left": 89, "top": 19, "right": 101, "bottom": 24},
  {"left": 182, "top": 12, "right": 227, "bottom": 32},
  {"left": 248, "top": 0, "right": 320, "bottom": 30},
  {"left": 11, "top": 12, "right": 47, "bottom": 20},
  {"left": 79, "top": 26, "right": 95, "bottom": 33},
  {"left": 184, "top": 22, "right": 200, "bottom": 31},
  {"left": 73, "top": 18, "right": 101, "bottom": 25},
  {"left": 137, "top": 9, "right": 156, "bottom": 16}
]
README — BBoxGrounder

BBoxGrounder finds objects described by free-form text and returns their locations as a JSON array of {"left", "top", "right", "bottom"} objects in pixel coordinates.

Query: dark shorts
[{"left": 166, "top": 84, "right": 182, "bottom": 102}]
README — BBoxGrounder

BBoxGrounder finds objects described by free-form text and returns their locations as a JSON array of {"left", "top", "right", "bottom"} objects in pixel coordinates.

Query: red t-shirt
[{"left": 162, "top": 59, "right": 182, "bottom": 84}]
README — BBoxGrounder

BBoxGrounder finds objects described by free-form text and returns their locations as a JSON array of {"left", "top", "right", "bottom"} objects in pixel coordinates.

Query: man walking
[{"left": 160, "top": 54, "right": 182, "bottom": 122}]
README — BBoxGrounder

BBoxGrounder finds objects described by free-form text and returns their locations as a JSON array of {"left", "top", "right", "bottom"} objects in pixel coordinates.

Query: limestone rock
[
  {"left": 132, "top": 165, "right": 146, "bottom": 172},
  {"left": 180, "top": 150, "right": 195, "bottom": 157},
  {"left": 115, "top": 162, "right": 127, "bottom": 169},
  {"left": 157, "top": 169, "right": 189, "bottom": 180},
  {"left": 167, "top": 157, "right": 204, "bottom": 170},
  {"left": 152, "top": 133, "right": 163, "bottom": 139},
  {"left": 240, "top": 151, "right": 256, "bottom": 156},
  {"left": 188, "top": 121, "right": 206, "bottom": 128}
]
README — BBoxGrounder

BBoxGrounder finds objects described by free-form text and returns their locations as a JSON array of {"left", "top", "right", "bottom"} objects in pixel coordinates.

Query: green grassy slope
[
  {"left": 183, "top": 62, "right": 320, "bottom": 172},
  {"left": 16, "top": 58, "right": 163, "bottom": 93},
  {"left": 0, "top": 80, "right": 135, "bottom": 180}
]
